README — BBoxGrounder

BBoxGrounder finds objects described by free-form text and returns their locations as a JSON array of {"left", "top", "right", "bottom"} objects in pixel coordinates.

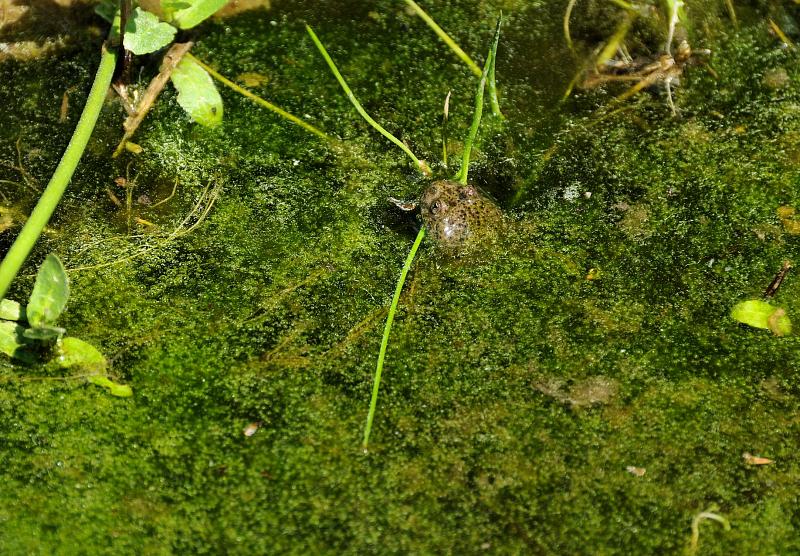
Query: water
[{"left": 1, "top": 1, "right": 800, "bottom": 552}]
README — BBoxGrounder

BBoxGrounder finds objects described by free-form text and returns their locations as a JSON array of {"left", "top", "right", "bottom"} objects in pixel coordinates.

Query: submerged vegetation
[{"left": 1, "top": 0, "right": 800, "bottom": 553}]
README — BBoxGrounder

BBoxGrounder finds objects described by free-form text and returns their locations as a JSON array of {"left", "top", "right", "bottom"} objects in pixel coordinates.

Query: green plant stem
[
  {"left": 306, "top": 25, "right": 430, "bottom": 176},
  {"left": 185, "top": 53, "right": 335, "bottom": 143},
  {"left": 404, "top": 0, "right": 500, "bottom": 116},
  {"left": 363, "top": 226, "right": 426, "bottom": 449},
  {"left": 564, "top": 0, "right": 578, "bottom": 55},
  {"left": 441, "top": 91, "right": 451, "bottom": 169},
  {"left": 403, "top": 0, "right": 482, "bottom": 77},
  {"left": 455, "top": 18, "right": 500, "bottom": 185},
  {"left": 0, "top": 44, "right": 117, "bottom": 300},
  {"left": 487, "top": 27, "right": 503, "bottom": 119}
]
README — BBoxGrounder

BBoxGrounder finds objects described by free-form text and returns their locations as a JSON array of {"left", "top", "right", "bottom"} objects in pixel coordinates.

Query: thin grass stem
[
  {"left": 185, "top": 53, "right": 334, "bottom": 143},
  {"left": 768, "top": 18, "right": 795, "bottom": 49},
  {"left": 403, "top": 0, "right": 482, "bottom": 77},
  {"left": 487, "top": 21, "right": 503, "bottom": 119},
  {"left": 724, "top": 0, "right": 737, "bottom": 28},
  {"left": 664, "top": 0, "right": 685, "bottom": 54},
  {"left": 363, "top": 226, "right": 426, "bottom": 448},
  {"left": 455, "top": 18, "right": 500, "bottom": 185},
  {"left": 306, "top": 25, "right": 430, "bottom": 176},
  {"left": 441, "top": 91, "right": 451, "bottom": 168}
]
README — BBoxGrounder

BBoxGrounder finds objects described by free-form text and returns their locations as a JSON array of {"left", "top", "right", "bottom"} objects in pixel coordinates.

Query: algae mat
[{"left": 1, "top": 0, "right": 800, "bottom": 553}]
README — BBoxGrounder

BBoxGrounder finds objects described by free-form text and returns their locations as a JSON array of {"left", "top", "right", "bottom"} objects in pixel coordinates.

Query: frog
[{"left": 391, "top": 179, "right": 504, "bottom": 255}]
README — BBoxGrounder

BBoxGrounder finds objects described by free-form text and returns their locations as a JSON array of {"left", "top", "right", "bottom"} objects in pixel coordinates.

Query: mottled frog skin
[{"left": 419, "top": 179, "right": 503, "bottom": 253}]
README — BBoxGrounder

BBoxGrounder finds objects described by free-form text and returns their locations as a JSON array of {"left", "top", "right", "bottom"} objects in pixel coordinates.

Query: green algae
[{"left": 1, "top": 1, "right": 800, "bottom": 553}]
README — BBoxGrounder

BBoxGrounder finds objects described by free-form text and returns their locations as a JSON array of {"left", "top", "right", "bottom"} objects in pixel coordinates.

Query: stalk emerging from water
[{"left": 0, "top": 34, "right": 118, "bottom": 299}]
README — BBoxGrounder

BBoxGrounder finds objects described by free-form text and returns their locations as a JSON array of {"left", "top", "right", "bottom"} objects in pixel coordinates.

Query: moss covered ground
[{"left": 2, "top": 0, "right": 800, "bottom": 553}]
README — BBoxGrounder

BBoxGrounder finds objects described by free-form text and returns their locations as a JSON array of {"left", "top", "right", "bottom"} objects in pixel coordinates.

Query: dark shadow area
[{"left": 1, "top": 0, "right": 99, "bottom": 44}]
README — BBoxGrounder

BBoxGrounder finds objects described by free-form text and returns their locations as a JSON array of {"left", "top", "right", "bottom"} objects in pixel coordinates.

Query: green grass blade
[
  {"left": 186, "top": 53, "right": 335, "bottom": 143},
  {"left": 455, "top": 17, "right": 501, "bottom": 185},
  {"left": 306, "top": 25, "right": 430, "bottom": 176},
  {"left": 441, "top": 91, "right": 451, "bottom": 169},
  {"left": 564, "top": 0, "right": 578, "bottom": 55},
  {"left": 403, "top": 0, "right": 482, "bottom": 77},
  {"left": 363, "top": 226, "right": 426, "bottom": 449},
  {"left": 487, "top": 17, "right": 503, "bottom": 119}
]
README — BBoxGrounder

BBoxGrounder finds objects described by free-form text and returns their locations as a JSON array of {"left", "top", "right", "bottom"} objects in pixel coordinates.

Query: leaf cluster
[
  {"left": 0, "top": 255, "right": 132, "bottom": 397},
  {"left": 97, "top": 0, "right": 224, "bottom": 126}
]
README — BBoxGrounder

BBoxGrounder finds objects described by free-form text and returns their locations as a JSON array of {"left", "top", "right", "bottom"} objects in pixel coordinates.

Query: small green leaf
[
  {"left": 23, "top": 326, "right": 65, "bottom": 341},
  {"left": 0, "top": 298, "right": 24, "bottom": 322},
  {"left": 0, "top": 321, "right": 26, "bottom": 357},
  {"left": 124, "top": 7, "right": 177, "bottom": 56},
  {"left": 27, "top": 254, "right": 69, "bottom": 327},
  {"left": 731, "top": 299, "right": 792, "bottom": 336},
  {"left": 170, "top": 57, "right": 224, "bottom": 127},
  {"left": 731, "top": 300, "right": 775, "bottom": 328},
  {"left": 164, "top": 0, "right": 226, "bottom": 29},
  {"left": 58, "top": 337, "right": 107, "bottom": 370},
  {"left": 87, "top": 375, "right": 134, "bottom": 398}
]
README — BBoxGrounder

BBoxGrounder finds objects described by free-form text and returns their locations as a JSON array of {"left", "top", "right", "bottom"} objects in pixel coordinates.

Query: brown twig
[
  {"left": 113, "top": 41, "right": 194, "bottom": 157},
  {"left": 764, "top": 260, "right": 792, "bottom": 299}
]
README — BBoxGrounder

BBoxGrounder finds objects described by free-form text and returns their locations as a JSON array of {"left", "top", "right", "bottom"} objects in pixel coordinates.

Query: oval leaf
[
  {"left": 731, "top": 299, "right": 792, "bottom": 336},
  {"left": 165, "top": 0, "right": 227, "bottom": 29},
  {"left": 124, "top": 7, "right": 177, "bottom": 55},
  {"left": 170, "top": 57, "right": 223, "bottom": 127},
  {"left": 58, "top": 337, "right": 107, "bottom": 370},
  {"left": 27, "top": 254, "right": 69, "bottom": 328}
]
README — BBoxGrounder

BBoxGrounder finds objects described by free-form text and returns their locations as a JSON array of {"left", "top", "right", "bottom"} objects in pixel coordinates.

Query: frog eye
[{"left": 431, "top": 201, "right": 441, "bottom": 213}]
